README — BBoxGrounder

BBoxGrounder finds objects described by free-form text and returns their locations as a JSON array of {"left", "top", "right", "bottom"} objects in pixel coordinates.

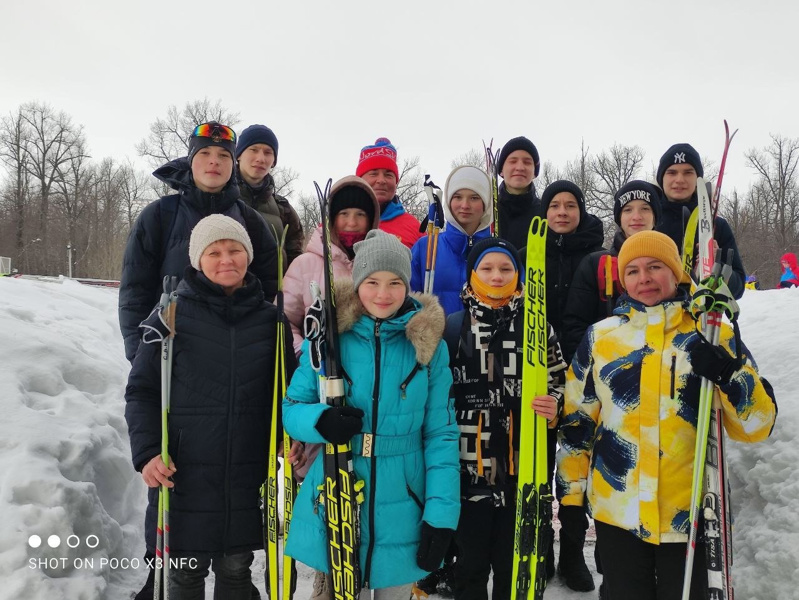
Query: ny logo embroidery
[{"left": 674, "top": 152, "right": 687, "bottom": 163}]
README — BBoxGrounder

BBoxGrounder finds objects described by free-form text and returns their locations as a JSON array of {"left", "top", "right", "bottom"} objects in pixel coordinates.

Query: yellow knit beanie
[{"left": 617, "top": 231, "right": 691, "bottom": 288}]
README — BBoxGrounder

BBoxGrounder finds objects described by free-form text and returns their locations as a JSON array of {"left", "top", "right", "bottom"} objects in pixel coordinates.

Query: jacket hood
[
  {"left": 153, "top": 156, "right": 239, "bottom": 198},
  {"left": 332, "top": 278, "right": 445, "bottom": 365},
  {"left": 781, "top": 252, "right": 799, "bottom": 273},
  {"left": 328, "top": 175, "right": 381, "bottom": 248},
  {"left": 443, "top": 166, "right": 493, "bottom": 236}
]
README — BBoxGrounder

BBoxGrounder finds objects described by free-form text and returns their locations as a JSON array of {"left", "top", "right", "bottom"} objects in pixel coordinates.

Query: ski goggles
[{"left": 191, "top": 123, "right": 236, "bottom": 143}]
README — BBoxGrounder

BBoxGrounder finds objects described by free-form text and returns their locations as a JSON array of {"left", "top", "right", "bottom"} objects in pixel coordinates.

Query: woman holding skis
[
  {"left": 445, "top": 237, "right": 567, "bottom": 599},
  {"left": 556, "top": 231, "right": 777, "bottom": 600},
  {"left": 410, "top": 165, "right": 493, "bottom": 314},
  {"left": 283, "top": 230, "right": 460, "bottom": 599},
  {"left": 125, "top": 215, "right": 293, "bottom": 599}
]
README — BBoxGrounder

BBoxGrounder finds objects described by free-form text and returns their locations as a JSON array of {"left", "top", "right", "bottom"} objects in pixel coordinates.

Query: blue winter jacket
[
  {"left": 410, "top": 174, "right": 493, "bottom": 315},
  {"left": 282, "top": 280, "right": 459, "bottom": 589},
  {"left": 411, "top": 226, "right": 491, "bottom": 315}
]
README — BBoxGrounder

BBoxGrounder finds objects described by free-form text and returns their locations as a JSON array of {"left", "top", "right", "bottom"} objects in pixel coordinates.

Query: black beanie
[
  {"left": 188, "top": 122, "right": 237, "bottom": 165},
  {"left": 497, "top": 136, "right": 540, "bottom": 177},
  {"left": 541, "top": 180, "right": 585, "bottom": 219},
  {"left": 330, "top": 185, "right": 376, "bottom": 226},
  {"left": 613, "top": 180, "right": 663, "bottom": 226},
  {"left": 656, "top": 143, "right": 703, "bottom": 187},
  {"left": 235, "top": 124, "right": 279, "bottom": 166},
  {"left": 465, "top": 237, "right": 522, "bottom": 283}
]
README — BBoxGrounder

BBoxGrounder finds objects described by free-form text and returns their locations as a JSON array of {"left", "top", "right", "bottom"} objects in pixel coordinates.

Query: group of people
[{"left": 120, "top": 122, "right": 778, "bottom": 600}]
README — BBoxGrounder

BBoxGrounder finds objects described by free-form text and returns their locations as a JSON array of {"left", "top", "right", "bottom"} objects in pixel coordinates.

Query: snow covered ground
[{"left": 0, "top": 276, "right": 796, "bottom": 599}]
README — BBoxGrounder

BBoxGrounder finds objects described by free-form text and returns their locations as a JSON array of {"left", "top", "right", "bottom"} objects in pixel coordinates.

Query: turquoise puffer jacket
[{"left": 283, "top": 279, "right": 459, "bottom": 589}]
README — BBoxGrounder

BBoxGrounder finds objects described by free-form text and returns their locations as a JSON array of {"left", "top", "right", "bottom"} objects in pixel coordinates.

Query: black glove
[
  {"left": 689, "top": 337, "right": 740, "bottom": 386},
  {"left": 315, "top": 406, "right": 364, "bottom": 445},
  {"left": 416, "top": 521, "right": 454, "bottom": 572}
]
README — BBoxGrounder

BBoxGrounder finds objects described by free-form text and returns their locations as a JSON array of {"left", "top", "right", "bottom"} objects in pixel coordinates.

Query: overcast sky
[{"left": 3, "top": 0, "right": 798, "bottom": 202}]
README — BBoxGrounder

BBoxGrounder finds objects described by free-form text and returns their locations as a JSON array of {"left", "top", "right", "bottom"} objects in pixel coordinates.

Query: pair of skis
[
  {"left": 265, "top": 225, "right": 297, "bottom": 600},
  {"left": 420, "top": 176, "right": 445, "bottom": 294},
  {"left": 511, "top": 217, "right": 551, "bottom": 600},
  {"left": 681, "top": 121, "right": 738, "bottom": 274},
  {"left": 483, "top": 139, "right": 501, "bottom": 237},
  {"left": 682, "top": 178, "right": 739, "bottom": 600},
  {"left": 310, "top": 179, "right": 364, "bottom": 600}
]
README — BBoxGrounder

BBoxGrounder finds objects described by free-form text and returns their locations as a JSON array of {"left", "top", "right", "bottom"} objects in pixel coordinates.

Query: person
[
  {"left": 119, "top": 121, "right": 278, "bottom": 363},
  {"left": 236, "top": 124, "right": 304, "bottom": 268},
  {"left": 356, "top": 137, "right": 422, "bottom": 249},
  {"left": 557, "top": 231, "right": 777, "bottom": 600},
  {"left": 495, "top": 136, "right": 541, "bottom": 250},
  {"left": 283, "top": 175, "right": 380, "bottom": 355},
  {"left": 745, "top": 274, "right": 761, "bottom": 290},
  {"left": 655, "top": 143, "right": 746, "bottom": 299},
  {"left": 125, "top": 215, "right": 299, "bottom": 599},
  {"left": 536, "top": 179, "right": 604, "bottom": 591},
  {"left": 443, "top": 237, "right": 566, "bottom": 600},
  {"left": 410, "top": 165, "right": 493, "bottom": 315},
  {"left": 282, "top": 230, "right": 460, "bottom": 599},
  {"left": 779, "top": 252, "right": 799, "bottom": 288},
  {"left": 561, "top": 180, "right": 663, "bottom": 363}
]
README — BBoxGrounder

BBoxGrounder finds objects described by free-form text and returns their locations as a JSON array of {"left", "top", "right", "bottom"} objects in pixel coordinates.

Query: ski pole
[
  {"left": 422, "top": 176, "right": 444, "bottom": 294},
  {"left": 155, "top": 276, "right": 177, "bottom": 600}
]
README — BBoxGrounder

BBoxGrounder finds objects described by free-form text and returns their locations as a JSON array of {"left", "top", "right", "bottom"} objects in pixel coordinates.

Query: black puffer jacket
[
  {"left": 496, "top": 182, "right": 541, "bottom": 250},
  {"left": 125, "top": 269, "right": 290, "bottom": 557},
  {"left": 656, "top": 196, "right": 745, "bottom": 299},
  {"left": 119, "top": 157, "right": 278, "bottom": 361},
  {"left": 238, "top": 173, "right": 305, "bottom": 268},
  {"left": 543, "top": 214, "right": 605, "bottom": 336},
  {"left": 560, "top": 231, "right": 626, "bottom": 363}
]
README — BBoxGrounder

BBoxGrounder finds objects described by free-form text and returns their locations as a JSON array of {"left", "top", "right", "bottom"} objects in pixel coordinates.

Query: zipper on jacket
[
  {"left": 341, "top": 367, "right": 353, "bottom": 398},
  {"left": 400, "top": 363, "right": 422, "bottom": 399},
  {"left": 670, "top": 353, "right": 677, "bottom": 399},
  {"left": 406, "top": 484, "right": 424, "bottom": 510},
  {"left": 363, "top": 319, "right": 382, "bottom": 588},
  {"left": 223, "top": 322, "right": 236, "bottom": 552}
]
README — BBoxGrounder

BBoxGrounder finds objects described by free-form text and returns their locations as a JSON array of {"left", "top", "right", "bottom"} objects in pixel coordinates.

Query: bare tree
[
  {"left": 53, "top": 137, "right": 94, "bottom": 274},
  {"left": 18, "top": 102, "right": 86, "bottom": 273},
  {"left": 449, "top": 148, "right": 485, "bottom": 170},
  {"left": 291, "top": 192, "right": 322, "bottom": 242},
  {"left": 745, "top": 134, "right": 799, "bottom": 249},
  {"left": 136, "top": 98, "right": 240, "bottom": 169},
  {"left": 0, "top": 110, "right": 31, "bottom": 258},
  {"left": 589, "top": 143, "right": 645, "bottom": 222},
  {"left": 397, "top": 156, "right": 427, "bottom": 221},
  {"left": 273, "top": 165, "right": 300, "bottom": 198}
]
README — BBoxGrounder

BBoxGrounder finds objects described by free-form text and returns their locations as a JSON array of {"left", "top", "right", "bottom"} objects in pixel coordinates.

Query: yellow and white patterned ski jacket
[{"left": 556, "top": 292, "right": 777, "bottom": 545}]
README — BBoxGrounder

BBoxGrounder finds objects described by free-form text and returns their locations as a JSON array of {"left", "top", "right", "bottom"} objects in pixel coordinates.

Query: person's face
[
  {"left": 360, "top": 169, "right": 398, "bottom": 204},
  {"left": 475, "top": 252, "right": 517, "bottom": 288},
  {"left": 546, "top": 192, "right": 581, "bottom": 234},
  {"left": 237, "top": 143, "right": 275, "bottom": 185},
  {"left": 623, "top": 257, "right": 678, "bottom": 306},
  {"left": 192, "top": 146, "right": 234, "bottom": 193},
  {"left": 661, "top": 163, "right": 698, "bottom": 203},
  {"left": 334, "top": 208, "right": 370, "bottom": 234},
  {"left": 357, "top": 270, "right": 407, "bottom": 319},
  {"left": 199, "top": 239, "right": 248, "bottom": 294},
  {"left": 449, "top": 188, "right": 485, "bottom": 233},
  {"left": 500, "top": 150, "right": 535, "bottom": 193},
  {"left": 620, "top": 200, "right": 655, "bottom": 237}
]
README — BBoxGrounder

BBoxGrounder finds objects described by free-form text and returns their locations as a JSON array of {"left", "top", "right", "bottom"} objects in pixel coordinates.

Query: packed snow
[{"left": 0, "top": 276, "right": 796, "bottom": 599}]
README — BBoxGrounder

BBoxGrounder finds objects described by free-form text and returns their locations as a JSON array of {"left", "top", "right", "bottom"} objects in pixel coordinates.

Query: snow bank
[
  {"left": 0, "top": 277, "right": 143, "bottom": 599},
  {"left": 0, "top": 278, "right": 796, "bottom": 599}
]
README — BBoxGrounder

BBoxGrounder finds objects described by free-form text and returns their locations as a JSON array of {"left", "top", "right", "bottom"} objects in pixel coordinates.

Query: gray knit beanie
[
  {"left": 189, "top": 214, "right": 254, "bottom": 270},
  {"left": 352, "top": 230, "right": 411, "bottom": 292}
]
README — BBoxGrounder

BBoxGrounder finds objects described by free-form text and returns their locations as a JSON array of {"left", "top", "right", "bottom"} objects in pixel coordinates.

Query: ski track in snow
[{"left": 0, "top": 277, "right": 796, "bottom": 599}]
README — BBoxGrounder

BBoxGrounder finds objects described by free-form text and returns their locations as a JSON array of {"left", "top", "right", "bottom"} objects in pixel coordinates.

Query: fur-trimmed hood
[{"left": 332, "top": 278, "right": 445, "bottom": 365}]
